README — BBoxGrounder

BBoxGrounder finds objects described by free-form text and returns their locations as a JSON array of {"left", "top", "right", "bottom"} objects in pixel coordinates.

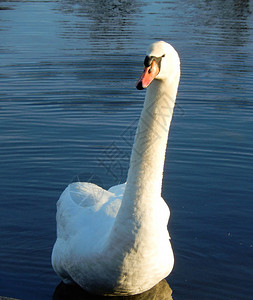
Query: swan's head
[{"left": 136, "top": 41, "right": 180, "bottom": 90}]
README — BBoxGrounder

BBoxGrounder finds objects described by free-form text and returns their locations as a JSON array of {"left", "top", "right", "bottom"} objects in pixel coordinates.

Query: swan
[{"left": 52, "top": 41, "right": 180, "bottom": 296}]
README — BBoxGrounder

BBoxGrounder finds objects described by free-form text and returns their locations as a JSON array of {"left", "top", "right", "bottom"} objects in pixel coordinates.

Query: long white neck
[
  {"left": 122, "top": 75, "right": 179, "bottom": 212},
  {"left": 104, "top": 73, "right": 180, "bottom": 268},
  {"left": 110, "top": 74, "right": 179, "bottom": 230},
  {"left": 125, "top": 80, "right": 177, "bottom": 198}
]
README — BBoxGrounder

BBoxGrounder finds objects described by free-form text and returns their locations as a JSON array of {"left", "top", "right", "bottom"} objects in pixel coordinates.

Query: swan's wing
[
  {"left": 55, "top": 182, "right": 125, "bottom": 241},
  {"left": 68, "top": 182, "right": 112, "bottom": 210},
  {"left": 52, "top": 182, "right": 125, "bottom": 278},
  {"left": 108, "top": 182, "right": 126, "bottom": 197},
  {"left": 52, "top": 182, "right": 127, "bottom": 284}
]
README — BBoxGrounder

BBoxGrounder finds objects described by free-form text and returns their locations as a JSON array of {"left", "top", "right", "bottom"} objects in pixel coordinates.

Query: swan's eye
[
  {"left": 144, "top": 56, "right": 153, "bottom": 67},
  {"left": 143, "top": 54, "right": 164, "bottom": 70}
]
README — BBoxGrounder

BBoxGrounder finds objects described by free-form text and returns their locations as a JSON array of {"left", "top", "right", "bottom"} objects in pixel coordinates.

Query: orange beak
[{"left": 136, "top": 60, "right": 160, "bottom": 90}]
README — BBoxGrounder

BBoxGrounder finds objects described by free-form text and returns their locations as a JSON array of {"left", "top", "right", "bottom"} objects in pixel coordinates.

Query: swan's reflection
[{"left": 53, "top": 279, "right": 173, "bottom": 300}]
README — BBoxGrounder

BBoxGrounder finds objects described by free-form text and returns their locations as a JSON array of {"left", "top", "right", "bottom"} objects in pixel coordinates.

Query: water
[{"left": 0, "top": 0, "right": 253, "bottom": 299}]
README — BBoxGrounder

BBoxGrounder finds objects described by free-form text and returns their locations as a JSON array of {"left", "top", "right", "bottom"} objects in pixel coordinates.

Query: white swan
[{"left": 52, "top": 41, "right": 180, "bottom": 296}]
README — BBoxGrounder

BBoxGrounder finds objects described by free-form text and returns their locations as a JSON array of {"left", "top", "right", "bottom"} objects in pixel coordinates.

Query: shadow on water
[{"left": 53, "top": 279, "right": 173, "bottom": 300}]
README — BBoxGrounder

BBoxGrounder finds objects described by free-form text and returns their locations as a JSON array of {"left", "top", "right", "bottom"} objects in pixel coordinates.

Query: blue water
[{"left": 0, "top": 1, "right": 253, "bottom": 299}]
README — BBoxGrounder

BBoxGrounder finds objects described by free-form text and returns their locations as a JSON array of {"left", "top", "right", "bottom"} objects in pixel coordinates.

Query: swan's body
[{"left": 52, "top": 41, "right": 180, "bottom": 296}]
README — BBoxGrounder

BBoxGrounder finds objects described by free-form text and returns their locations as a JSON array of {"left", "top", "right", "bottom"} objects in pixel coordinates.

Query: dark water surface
[{"left": 1, "top": 0, "right": 253, "bottom": 299}]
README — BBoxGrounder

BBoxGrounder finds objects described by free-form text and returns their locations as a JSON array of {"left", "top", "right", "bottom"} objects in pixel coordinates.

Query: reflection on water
[
  {"left": 58, "top": 0, "right": 141, "bottom": 53},
  {"left": 53, "top": 279, "right": 173, "bottom": 300},
  {"left": 194, "top": 0, "right": 251, "bottom": 47}
]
